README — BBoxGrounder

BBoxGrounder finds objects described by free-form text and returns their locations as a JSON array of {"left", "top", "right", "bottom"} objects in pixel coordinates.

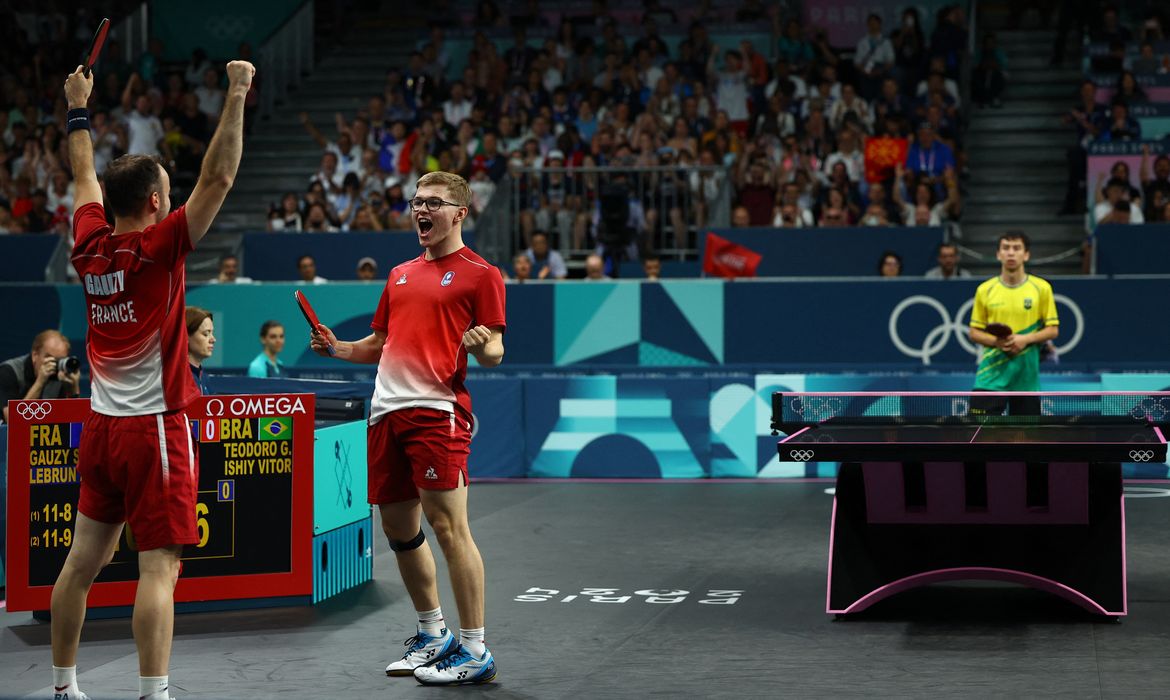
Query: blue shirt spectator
[
  {"left": 247, "top": 321, "right": 286, "bottom": 378},
  {"left": 248, "top": 352, "right": 285, "bottom": 378},
  {"left": 525, "top": 230, "right": 568, "bottom": 279},
  {"left": 905, "top": 123, "right": 956, "bottom": 178}
]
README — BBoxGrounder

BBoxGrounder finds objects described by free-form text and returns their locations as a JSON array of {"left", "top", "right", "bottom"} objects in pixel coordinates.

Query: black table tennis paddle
[{"left": 985, "top": 322, "right": 1012, "bottom": 339}]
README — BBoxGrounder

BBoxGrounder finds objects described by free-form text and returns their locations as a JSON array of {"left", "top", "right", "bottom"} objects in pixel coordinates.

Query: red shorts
[
  {"left": 77, "top": 410, "right": 200, "bottom": 551},
  {"left": 367, "top": 407, "right": 471, "bottom": 504}
]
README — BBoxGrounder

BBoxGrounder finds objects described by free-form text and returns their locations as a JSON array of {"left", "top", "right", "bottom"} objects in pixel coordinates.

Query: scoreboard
[{"left": 5, "top": 394, "right": 315, "bottom": 611}]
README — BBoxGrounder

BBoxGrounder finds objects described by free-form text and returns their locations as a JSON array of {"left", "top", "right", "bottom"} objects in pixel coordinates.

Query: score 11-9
[{"left": 31, "top": 527, "right": 73, "bottom": 548}]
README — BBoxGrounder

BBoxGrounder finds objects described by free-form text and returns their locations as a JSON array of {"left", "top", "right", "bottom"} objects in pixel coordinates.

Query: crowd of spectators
[
  {"left": 263, "top": 1, "right": 973, "bottom": 275},
  {"left": 0, "top": 7, "right": 258, "bottom": 237},
  {"left": 1061, "top": 5, "right": 1170, "bottom": 222},
  {"left": 2, "top": 2, "right": 979, "bottom": 280}
]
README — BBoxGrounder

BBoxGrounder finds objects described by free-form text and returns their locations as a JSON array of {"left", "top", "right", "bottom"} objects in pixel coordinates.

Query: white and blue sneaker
[
  {"left": 385, "top": 628, "right": 457, "bottom": 676},
  {"left": 413, "top": 644, "right": 496, "bottom": 686}
]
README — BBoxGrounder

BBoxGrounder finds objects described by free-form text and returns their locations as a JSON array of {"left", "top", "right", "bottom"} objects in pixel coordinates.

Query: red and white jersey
[
  {"left": 369, "top": 246, "right": 506, "bottom": 424},
  {"left": 71, "top": 202, "right": 198, "bottom": 416}
]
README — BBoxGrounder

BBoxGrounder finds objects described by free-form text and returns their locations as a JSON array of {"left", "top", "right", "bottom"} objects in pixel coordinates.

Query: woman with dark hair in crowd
[
  {"left": 892, "top": 7, "right": 926, "bottom": 94},
  {"left": 267, "top": 192, "right": 303, "bottom": 232},
  {"left": 878, "top": 250, "right": 903, "bottom": 277},
  {"left": 1115, "top": 70, "right": 1148, "bottom": 104},
  {"left": 818, "top": 187, "right": 855, "bottom": 227}
]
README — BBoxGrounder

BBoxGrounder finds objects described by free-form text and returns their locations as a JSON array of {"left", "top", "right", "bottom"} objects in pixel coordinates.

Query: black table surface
[{"left": 778, "top": 421, "right": 1166, "bottom": 463}]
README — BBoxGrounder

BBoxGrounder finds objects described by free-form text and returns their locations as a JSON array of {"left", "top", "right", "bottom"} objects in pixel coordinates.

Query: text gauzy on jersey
[{"left": 85, "top": 270, "right": 139, "bottom": 325}]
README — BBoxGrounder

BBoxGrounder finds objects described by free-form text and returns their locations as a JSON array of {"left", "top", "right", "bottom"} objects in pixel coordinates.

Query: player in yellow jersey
[{"left": 967, "top": 231, "right": 1059, "bottom": 415}]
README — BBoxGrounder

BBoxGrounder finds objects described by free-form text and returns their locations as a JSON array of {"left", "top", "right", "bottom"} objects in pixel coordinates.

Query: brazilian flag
[{"left": 258, "top": 416, "right": 292, "bottom": 441}]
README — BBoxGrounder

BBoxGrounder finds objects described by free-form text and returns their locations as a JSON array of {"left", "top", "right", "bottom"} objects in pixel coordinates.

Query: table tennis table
[{"left": 772, "top": 392, "right": 1169, "bottom": 618}]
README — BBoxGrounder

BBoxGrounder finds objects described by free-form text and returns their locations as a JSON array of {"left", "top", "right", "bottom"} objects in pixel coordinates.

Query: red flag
[
  {"left": 702, "top": 232, "right": 762, "bottom": 278},
  {"left": 864, "top": 136, "right": 909, "bottom": 183}
]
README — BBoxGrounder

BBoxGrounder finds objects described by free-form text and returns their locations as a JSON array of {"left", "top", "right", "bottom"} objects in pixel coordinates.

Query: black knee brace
[{"left": 389, "top": 529, "right": 425, "bottom": 552}]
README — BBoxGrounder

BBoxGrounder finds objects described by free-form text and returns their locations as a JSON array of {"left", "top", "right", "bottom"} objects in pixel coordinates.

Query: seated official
[
  {"left": 0, "top": 330, "right": 81, "bottom": 423},
  {"left": 186, "top": 306, "right": 215, "bottom": 394}
]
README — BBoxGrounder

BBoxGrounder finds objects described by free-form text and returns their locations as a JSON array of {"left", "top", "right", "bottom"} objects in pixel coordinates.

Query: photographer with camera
[{"left": 0, "top": 329, "right": 81, "bottom": 423}]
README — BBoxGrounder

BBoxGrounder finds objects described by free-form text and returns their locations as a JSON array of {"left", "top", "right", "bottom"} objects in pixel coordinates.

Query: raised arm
[
  {"left": 64, "top": 66, "right": 102, "bottom": 212},
  {"left": 300, "top": 112, "right": 329, "bottom": 148},
  {"left": 185, "top": 60, "right": 255, "bottom": 246}
]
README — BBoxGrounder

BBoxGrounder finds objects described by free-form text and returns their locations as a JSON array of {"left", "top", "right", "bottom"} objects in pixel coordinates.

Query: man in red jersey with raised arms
[
  {"left": 49, "top": 59, "right": 253, "bottom": 700},
  {"left": 310, "top": 171, "right": 505, "bottom": 686}
]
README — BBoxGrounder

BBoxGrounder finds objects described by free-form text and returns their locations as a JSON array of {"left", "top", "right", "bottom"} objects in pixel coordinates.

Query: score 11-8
[{"left": 30, "top": 502, "right": 73, "bottom": 524}]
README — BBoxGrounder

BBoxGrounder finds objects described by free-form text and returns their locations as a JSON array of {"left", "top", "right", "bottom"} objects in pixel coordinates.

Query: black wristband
[{"left": 66, "top": 108, "right": 91, "bottom": 135}]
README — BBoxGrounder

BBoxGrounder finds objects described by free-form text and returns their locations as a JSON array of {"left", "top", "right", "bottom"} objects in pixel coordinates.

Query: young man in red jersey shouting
[
  {"left": 50, "top": 59, "right": 253, "bottom": 700},
  {"left": 311, "top": 170, "right": 505, "bottom": 686}
]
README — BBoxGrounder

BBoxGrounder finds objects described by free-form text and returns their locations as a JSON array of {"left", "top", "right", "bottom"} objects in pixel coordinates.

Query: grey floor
[{"left": 4, "top": 481, "right": 1170, "bottom": 699}]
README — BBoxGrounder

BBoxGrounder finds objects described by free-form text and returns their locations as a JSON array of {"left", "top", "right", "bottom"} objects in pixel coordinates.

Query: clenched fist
[
  {"left": 463, "top": 325, "right": 492, "bottom": 352},
  {"left": 226, "top": 60, "right": 255, "bottom": 90},
  {"left": 64, "top": 66, "right": 94, "bottom": 109}
]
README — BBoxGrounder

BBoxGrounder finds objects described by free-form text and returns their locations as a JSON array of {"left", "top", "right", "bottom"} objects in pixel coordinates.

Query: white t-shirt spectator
[
  {"left": 916, "top": 78, "right": 962, "bottom": 109},
  {"left": 194, "top": 85, "right": 225, "bottom": 119},
  {"left": 324, "top": 141, "right": 363, "bottom": 177},
  {"left": 715, "top": 70, "right": 750, "bottom": 122},
  {"left": 1093, "top": 201, "right": 1144, "bottom": 225},
  {"left": 298, "top": 275, "right": 329, "bottom": 284},
  {"left": 185, "top": 59, "right": 212, "bottom": 87},
  {"left": 765, "top": 74, "right": 807, "bottom": 101},
  {"left": 47, "top": 183, "right": 75, "bottom": 213},
  {"left": 824, "top": 149, "right": 865, "bottom": 183},
  {"left": 92, "top": 128, "right": 119, "bottom": 175},
  {"left": 771, "top": 207, "right": 814, "bottom": 227},
  {"left": 854, "top": 34, "right": 895, "bottom": 73},
  {"left": 925, "top": 266, "right": 972, "bottom": 279},
  {"left": 443, "top": 97, "right": 473, "bottom": 127},
  {"left": 902, "top": 202, "right": 951, "bottom": 226},
  {"left": 125, "top": 111, "right": 164, "bottom": 157}
]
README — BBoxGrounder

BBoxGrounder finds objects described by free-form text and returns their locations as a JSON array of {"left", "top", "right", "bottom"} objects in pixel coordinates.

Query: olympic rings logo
[
  {"left": 1130, "top": 398, "right": 1170, "bottom": 421},
  {"left": 16, "top": 401, "right": 52, "bottom": 420},
  {"left": 1129, "top": 450, "right": 1156, "bottom": 462},
  {"left": 789, "top": 449, "right": 816, "bottom": 461},
  {"left": 788, "top": 396, "right": 844, "bottom": 420},
  {"left": 888, "top": 295, "right": 1085, "bottom": 365},
  {"left": 203, "top": 15, "right": 255, "bottom": 40}
]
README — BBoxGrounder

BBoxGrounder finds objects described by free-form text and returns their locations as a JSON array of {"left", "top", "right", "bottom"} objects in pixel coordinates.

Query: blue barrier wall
[
  {"left": 702, "top": 227, "right": 944, "bottom": 277},
  {"left": 240, "top": 231, "right": 476, "bottom": 282},
  {"left": 0, "top": 236, "right": 59, "bottom": 281},
  {"left": 4, "top": 277, "right": 1170, "bottom": 372},
  {"left": 1094, "top": 225, "right": 1170, "bottom": 275}
]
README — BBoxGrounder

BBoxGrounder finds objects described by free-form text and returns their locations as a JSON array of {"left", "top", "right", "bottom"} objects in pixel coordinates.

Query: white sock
[
  {"left": 417, "top": 607, "right": 445, "bottom": 636},
  {"left": 460, "top": 627, "right": 486, "bottom": 657},
  {"left": 139, "top": 675, "right": 168, "bottom": 699},
  {"left": 52, "top": 665, "right": 79, "bottom": 696}
]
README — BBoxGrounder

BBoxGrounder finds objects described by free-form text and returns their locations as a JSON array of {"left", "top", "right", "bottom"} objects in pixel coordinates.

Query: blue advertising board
[
  {"left": 3, "top": 277, "right": 1170, "bottom": 373},
  {"left": 702, "top": 226, "right": 944, "bottom": 277}
]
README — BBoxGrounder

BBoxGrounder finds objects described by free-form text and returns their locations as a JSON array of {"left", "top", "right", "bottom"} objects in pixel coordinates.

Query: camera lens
[{"left": 63, "top": 355, "right": 81, "bottom": 374}]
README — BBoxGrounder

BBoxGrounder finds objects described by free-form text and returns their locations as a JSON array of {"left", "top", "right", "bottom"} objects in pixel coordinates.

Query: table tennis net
[{"left": 773, "top": 393, "right": 1170, "bottom": 427}]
